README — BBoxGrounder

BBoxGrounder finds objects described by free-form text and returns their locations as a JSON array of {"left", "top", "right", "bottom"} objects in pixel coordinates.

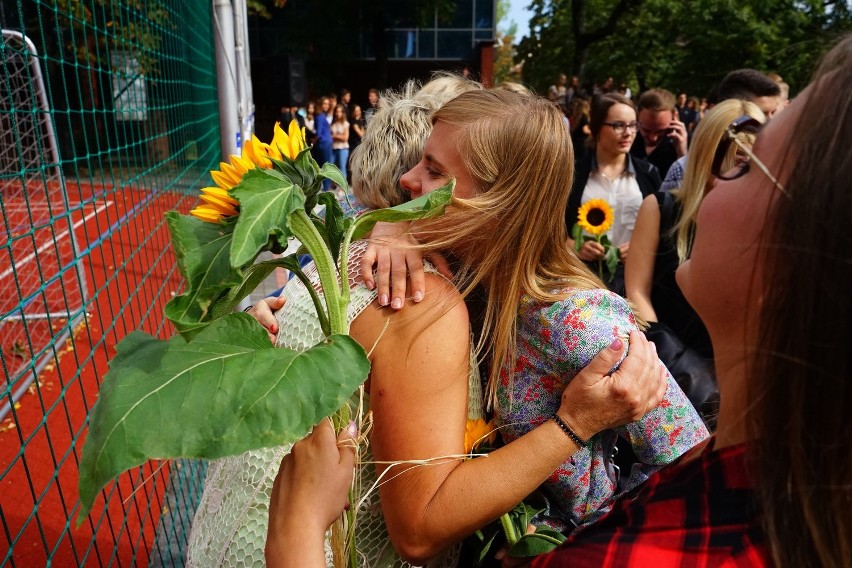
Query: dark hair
[
  {"left": 589, "top": 93, "right": 635, "bottom": 141},
  {"left": 750, "top": 35, "right": 852, "bottom": 567},
  {"left": 717, "top": 69, "right": 781, "bottom": 102},
  {"left": 636, "top": 88, "right": 676, "bottom": 113}
]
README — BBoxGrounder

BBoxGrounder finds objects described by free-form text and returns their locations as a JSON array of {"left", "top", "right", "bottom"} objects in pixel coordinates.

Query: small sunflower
[
  {"left": 464, "top": 418, "right": 497, "bottom": 454},
  {"left": 577, "top": 198, "right": 614, "bottom": 236},
  {"left": 190, "top": 120, "right": 307, "bottom": 223}
]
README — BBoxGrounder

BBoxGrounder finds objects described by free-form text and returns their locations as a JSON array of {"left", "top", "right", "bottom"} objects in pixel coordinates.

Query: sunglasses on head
[{"left": 711, "top": 115, "right": 788, "bottom": 196}]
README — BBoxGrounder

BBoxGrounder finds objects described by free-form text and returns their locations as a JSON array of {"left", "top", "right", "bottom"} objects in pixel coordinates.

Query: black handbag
[{"left": 645, "top": 320, "right": 719, "bottom": 429}]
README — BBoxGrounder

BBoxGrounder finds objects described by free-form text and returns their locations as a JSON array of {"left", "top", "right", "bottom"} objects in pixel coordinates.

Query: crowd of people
[
  {"left": 191, "top": 35, "right": 850, "bottom": 567},
  {"left": 278, "top": 87, "right": 380, "bottom": 192}
]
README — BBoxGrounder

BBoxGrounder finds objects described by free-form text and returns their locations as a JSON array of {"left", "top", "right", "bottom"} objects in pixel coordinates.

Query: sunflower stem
[{"left": 289, "top": 209, "right": 347, "bottom": 335}]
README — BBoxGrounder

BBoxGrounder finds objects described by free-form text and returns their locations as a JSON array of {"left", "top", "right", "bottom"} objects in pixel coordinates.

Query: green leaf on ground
[
  {"left": 229, "top": 168, "right": 306, "bottom": 266},
  {"left": 77, "top": 313, "right": 369, "bottom": 525}
]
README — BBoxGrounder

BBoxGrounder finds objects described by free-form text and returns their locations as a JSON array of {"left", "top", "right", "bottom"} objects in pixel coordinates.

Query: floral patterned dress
[{"left": 495, "top": 288, "right": 709, "bottom": 530}]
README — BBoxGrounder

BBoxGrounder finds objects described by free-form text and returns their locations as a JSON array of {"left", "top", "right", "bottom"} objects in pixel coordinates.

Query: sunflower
[
  {"left": 190, "top": 120, "right": 307, "bottom": 223},
  {"left": 577, "top": 198, "right": 614, "bottom": 236},
  {"left": 464, "top": 418, "right": 497, "bottom": 454}
]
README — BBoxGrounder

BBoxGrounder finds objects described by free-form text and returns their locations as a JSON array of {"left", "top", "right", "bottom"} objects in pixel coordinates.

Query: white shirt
[{"left": 581, "top": 158, "right": 643, "bottom": 247}]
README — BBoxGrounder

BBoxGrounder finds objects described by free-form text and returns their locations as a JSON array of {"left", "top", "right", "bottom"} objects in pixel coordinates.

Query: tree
[
  {"left": 519, "top": 0, "right": 851, "bottom": 98},
  {"left": 493, "top": 0, "right": 521, "bottom": 85},
  {"left": 517, "top": 0, "right": 644, "bottom": 93}
]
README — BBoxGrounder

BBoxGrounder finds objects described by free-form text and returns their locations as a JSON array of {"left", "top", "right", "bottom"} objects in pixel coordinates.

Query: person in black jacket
[{"left": 566, "top": 93, "right": 661, "bottom": 295}]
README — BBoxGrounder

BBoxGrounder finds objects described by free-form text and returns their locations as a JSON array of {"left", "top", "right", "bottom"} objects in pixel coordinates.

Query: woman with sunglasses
[
  {"left": 625, "top": 99, "right": 766, "bottom": 424},
  {"left": 268, "top": 35, "right": 852, "bottom": 567},
  {"left": 565, "top": 93, "right": 662, "bottom": 295}
]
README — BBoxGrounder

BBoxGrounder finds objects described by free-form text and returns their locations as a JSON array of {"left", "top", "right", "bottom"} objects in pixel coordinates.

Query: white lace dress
[{"left": 187, "top": 241, "right": 482, "bottom": 567}]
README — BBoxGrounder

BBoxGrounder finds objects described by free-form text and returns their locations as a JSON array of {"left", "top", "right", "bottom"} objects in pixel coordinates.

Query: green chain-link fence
[{"left": 1, "top": 0, "right": 223, "bottom": 564}]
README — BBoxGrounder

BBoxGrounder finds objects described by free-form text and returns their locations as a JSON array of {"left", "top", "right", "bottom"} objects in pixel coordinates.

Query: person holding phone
[{"left": 630, "top": 88, "right": 688, "bottom": 176}]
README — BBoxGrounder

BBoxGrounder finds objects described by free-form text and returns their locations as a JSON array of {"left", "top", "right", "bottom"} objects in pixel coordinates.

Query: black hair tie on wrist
[
  {"left": 243, "top": 305, "right": 254, "bottom": 313},
  {"left": 553, "top": 414, "right": 588, "bottom": 448}
]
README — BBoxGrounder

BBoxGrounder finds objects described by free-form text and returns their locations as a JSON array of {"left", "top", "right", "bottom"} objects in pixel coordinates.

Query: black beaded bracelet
[{"left": 552, "top": 414, "right": 588, "bottom": 448}]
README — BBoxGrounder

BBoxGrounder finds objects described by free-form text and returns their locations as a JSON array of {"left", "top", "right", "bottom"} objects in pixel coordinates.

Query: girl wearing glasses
[
  {"left": 625, "top": 99, "right": 766, "bottom": 424},
  {"left": 565, "top": 93, "right": 662, "bottom": 295}
]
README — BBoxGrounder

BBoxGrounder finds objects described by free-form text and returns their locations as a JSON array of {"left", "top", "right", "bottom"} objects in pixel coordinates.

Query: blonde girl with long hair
[
  {"left": 626, "top": 99, "right": 766, "bottom": 366},
  {"left": 359, "top": 90, "right": 706, "bottom": 550}
]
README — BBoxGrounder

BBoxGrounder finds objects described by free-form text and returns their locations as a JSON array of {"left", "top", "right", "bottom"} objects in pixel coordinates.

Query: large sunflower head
[
  {"left": 577, "top": 198, "right": 614, "bottom": 236},
  {"left": 189, "top": 120, "right": 309, "bottom": 223}
]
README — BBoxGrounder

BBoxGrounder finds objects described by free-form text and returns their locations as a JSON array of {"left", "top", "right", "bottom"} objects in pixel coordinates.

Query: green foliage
[
  {"left": 518, "top": 0, "right": 851, "bottom": 96},
  {"left": 164, "top": 213, "right": 243, "bottom": 339},
  {"left": 471, "top": 501, "right": 567, "bottom": 565},
  {"left": 50, "top": 0, "right": 173, "bottom": 75},
  {"left": 77, "top": 314, "right": 369, "bottom": 524},
  {"left": 350, "top": 182, "right": 455, "bottom": 242},
  {"left": 229, "top": 169, "right": 305, "bottom": 266}
]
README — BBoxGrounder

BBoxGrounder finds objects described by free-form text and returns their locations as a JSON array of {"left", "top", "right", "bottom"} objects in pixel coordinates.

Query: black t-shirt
[
  {"left": 652, "top": 192, "right": 713, "bottom": 359},
  {"left": 630, "top": 134, "right": 678, "bottom": 179}
]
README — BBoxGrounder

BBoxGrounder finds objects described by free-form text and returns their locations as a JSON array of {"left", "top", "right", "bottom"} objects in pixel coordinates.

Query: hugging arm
[
  {"left": 354, "top": 280, "right": 666, "bottom": 564},
  {"left": 359, "top": 221, "right": 451, "bottom": 310}
]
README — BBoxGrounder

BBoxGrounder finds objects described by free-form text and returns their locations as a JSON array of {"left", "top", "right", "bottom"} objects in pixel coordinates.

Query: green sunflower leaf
[
  {"left": 230, "top": 168, "right": 306, "bottom": 267},
  {"left": 350, "top": 181, "right": 455, "bottom": 241},
  {"left": 316, "top": 191, "right": 348, "bottom": 266},
  {"left": 605, "top": 244, "right": 620, "bottom": 279},
  {"left": 318, "top": 161, "right": 349, "bottom": 193},
  {"left": 165, "top": 212, "right": 243, "bottom": 339},
  {"left": 571, "top": 222, "right": 583, "bottom": 249},
  {"left": 77, "top": 313, "right": 370, "bottom": 526},
  {"left": 507, "top": 529, "right": 566, "bottom": 557}
]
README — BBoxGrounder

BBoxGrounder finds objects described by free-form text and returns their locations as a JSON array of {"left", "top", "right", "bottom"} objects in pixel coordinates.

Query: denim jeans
[{"left": 332, "top": 147, "right": 349, "bottom": 181}]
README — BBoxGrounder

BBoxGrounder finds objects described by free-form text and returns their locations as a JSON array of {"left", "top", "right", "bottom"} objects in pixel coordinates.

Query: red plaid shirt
[{"left": 531, "top": 441, "right": 768, "bottom": 567}]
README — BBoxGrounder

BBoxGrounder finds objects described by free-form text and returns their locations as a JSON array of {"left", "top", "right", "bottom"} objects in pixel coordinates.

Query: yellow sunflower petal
[
  {"left": 288, "top": 119, "right": 305, "bottom": 159},
  {"left": 242, "top": 135, "right": 272, "bottom": 169},
  {"left": 200, "top": 186, "right": 239, "bottom": 206},
  {"left": 211, "top": 169, "right": 238, "bottom": 191},
  {"left": 190, "top": 205, "right": 226, "bottom": 223},
  {"left": 217, "top": 161, "right": 243, "bottom": 187},
  {"left": 271, "top": 121, "right": 289, "bottom": 160},
  {"left": 229, "top": 154, "right": 254, "bottom": 176},
  {"left": 199, "top": 194, "right": 239, "bottom": 215},
  {"left": 463, "top": 418, "right": 495, "bottom": 454}
]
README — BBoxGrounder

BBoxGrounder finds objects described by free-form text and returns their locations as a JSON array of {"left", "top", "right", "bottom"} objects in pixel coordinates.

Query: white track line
[{"left": 0, "top": 201, "right": 112, "bottom": 280}]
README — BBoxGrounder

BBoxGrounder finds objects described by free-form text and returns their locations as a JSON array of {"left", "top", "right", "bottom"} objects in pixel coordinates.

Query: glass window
[
  {"left": 475, "top": 0, "right": 494, "bottom": 29},
  {"left": 436, "top": 30, "right": 473, "bottom": 59},
  {"left": 475, "top": 30, "right": 493, "bottom": 40},
  {"left": 442, "top": 0, "right": 473, "bottom": 28},
  {"left": 359, "top": 31, "right": 375, "bottom": 59},
  {"left": 418, "top": 29, "right": 436, "bottom": 58},
  {"left": 387, "top": 30, "right": 417, "bottom": 59}
]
